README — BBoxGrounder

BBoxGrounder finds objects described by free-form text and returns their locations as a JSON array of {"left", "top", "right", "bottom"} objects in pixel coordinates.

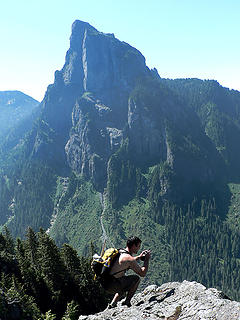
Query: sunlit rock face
[
  {"left": 62, "top": 20, "right": 150, "bottom": 188},
  {"left": 35, "top": 20, "right": 150, "bottom": 186},
  {"left": 79, "top": 280, "right": 240, "bottom": 320},
  {"left": 62, "top": 20, "right": 148, "bottom": 95},
  {"left": 32, "top": 20, "right": 224, "bottom": 196},
  {"left": 61, "top": 22, "right": 221, "bottom": 193}
]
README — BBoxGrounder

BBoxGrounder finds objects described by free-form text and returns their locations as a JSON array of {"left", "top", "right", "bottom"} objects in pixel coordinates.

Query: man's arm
[{"left": 129, "top": 251, "right": 151, "bottom": 277}]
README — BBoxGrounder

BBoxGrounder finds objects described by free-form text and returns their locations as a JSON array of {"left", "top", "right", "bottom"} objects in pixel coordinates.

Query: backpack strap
[
  {"left": 119, "top": 248, "right": 132, "bottom": 256},
  {"left": 111, "top": 269, "right": 128, "bottom": 276}
]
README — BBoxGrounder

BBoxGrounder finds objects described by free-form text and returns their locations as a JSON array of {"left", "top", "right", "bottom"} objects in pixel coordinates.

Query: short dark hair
[{"left": 127, "top": 236, "right": 142, "bottom": 248}]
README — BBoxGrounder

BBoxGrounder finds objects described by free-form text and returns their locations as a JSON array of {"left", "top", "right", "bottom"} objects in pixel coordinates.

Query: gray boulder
[{"left": 79, "top": 280, "right": 240, "bottom": 320}]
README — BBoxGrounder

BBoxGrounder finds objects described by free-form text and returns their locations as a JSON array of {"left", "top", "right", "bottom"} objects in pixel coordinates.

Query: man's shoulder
[
  {"left": 119, "top": 250, "right": 133, "bottom": 262},
  {"left": 120, "top": 253, "right": 133, "bottom": 259}
]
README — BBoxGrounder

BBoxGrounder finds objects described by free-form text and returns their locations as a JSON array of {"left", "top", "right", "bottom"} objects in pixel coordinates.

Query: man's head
[{"left": 126, "top": 236, "right": 142, "bottom": 254}]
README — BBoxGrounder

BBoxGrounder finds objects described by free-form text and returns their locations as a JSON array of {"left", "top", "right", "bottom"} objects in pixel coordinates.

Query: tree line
[{"left": 0, "top": 227, "right": 108, "bottom": 320}]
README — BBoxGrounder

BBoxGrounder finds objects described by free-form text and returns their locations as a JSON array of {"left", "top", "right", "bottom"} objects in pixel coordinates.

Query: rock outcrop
[
  {"left": 65, "top": 94, "right": 124, "bottom": 188},
  {"left": 61, "top": 20, "right": 150, "bottom": 187},
  {"left": 29, "top": 20, "right": 225, "bottom": 195},
  {"left": 61, "top": 20, "right": 148, "bottom": 98},
  {"left": 32, "top": 20, "right": 151, "bottom": 183},
  {"left": 79, "top": 281, "right": 240, "bottom": 320},
  {"left": 61, "top": 21, "right": 225, "bottom": 196}
]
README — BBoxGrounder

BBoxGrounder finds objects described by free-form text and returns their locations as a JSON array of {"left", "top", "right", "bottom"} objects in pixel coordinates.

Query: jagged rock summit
[
  {"left": 79, "top": 281, "right": 240, "bottom": 320},
  {"left": 35, "top": 19, "right": 152, "bottom": 184}
]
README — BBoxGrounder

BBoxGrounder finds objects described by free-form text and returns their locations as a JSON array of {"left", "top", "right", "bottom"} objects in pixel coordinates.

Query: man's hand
[
  {"left": 144, "top": 249, "right": 151, "bottom": 260},
  {"left": 138, "top": 249, "right": 151, "bottom": 261}
]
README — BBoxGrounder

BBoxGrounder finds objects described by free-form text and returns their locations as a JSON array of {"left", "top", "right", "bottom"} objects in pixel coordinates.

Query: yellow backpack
[{"left": 91, "top": 248, "right": 120, "bottom": 280}]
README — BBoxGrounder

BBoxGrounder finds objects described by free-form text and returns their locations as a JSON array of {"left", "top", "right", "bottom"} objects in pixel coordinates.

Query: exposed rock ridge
[
  {"left": 59, "top": 20, "right": 152, "bottom": 188},
  {"left": 79, "top": 281, "right": 240, "bottom": 320},
  {"left": 58, "top": 19, "right": 149, "bottom": 99},
  {"left": 35, "top": 19, "right": 151, "bottom": 182},
  {"left": 31, "top": 20, "right": 224, "bottom": 197}
]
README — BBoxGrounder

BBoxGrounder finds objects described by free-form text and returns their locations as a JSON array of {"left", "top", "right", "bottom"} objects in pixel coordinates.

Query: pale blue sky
[{"left": 1, "top": 0, "right": 239, "bottom": 101}]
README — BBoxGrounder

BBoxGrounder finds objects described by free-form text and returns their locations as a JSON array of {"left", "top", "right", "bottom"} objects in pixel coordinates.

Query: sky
[{"left": 1, "top": 0, "right": 239, "bottom": 102}]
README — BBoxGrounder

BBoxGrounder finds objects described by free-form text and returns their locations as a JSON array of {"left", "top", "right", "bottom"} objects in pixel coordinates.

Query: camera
[
  {"left": 140, "top": 255, "right": 146, "bottom": 261},
  {"left": 140, "top": 250, "right": 150, "bottom": 261}
]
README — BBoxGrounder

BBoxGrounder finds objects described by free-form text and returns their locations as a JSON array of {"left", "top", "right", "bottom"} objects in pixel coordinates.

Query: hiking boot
[{"left": 122, "top": 299, "right": 131, "bottom": 307}]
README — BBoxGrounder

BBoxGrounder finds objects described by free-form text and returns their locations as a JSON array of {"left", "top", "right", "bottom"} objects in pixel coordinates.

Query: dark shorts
[{"left": 103, "top": 275, "right": 140, "bottom": 295}]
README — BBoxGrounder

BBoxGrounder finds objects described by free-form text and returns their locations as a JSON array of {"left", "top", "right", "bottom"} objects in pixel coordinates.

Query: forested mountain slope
[
  {"left": 0, "top": 91, "right": 40, "bottom": 168},
  {"left": 0, "top": 91, "right": 39, "bottom": 138},
  {"left": 0, "top": 20, "right": 240, "bottom": 301},
  {"left": 163, "top": 78, "right": 240, "bottom": 178}
]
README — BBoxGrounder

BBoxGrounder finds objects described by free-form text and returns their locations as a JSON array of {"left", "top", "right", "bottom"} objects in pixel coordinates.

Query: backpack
[{"left": 91, "top": 248, "right": 120, "bottom": 280}]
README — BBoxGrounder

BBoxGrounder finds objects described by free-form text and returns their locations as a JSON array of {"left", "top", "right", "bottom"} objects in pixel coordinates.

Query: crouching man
[{"left": 102, "top": 236, "right": 151, "bottom": 308}]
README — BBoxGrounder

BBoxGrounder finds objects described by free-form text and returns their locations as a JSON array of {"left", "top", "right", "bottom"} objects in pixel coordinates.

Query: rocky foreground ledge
[{"left": 79, "top": 280, "right": 240, "bottom": 320}]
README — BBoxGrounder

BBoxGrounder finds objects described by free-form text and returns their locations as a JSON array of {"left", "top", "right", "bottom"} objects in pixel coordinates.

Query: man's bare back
[
  {"left": 110, "top": 250, "right": 133, "bottom": 278},
  {"left": 110, "top": 248, "right": 150, "bottom": 278}
]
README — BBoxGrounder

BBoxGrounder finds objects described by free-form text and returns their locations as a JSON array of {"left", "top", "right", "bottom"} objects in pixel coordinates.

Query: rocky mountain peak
[
  {"left": 79, "top": 280, "right": 240, "bottom": 320},
  {"left": 34, "top": 20, "right": 225, "bottom": 195},
  {"left": 71, "top": 20, "right": 98, "bottom": 42},
  {"left": 38, "top": 20, "right": 152, "bottom": 185},
  {"left": 58, "top": 19, "right": 149, "bottom": 98}
]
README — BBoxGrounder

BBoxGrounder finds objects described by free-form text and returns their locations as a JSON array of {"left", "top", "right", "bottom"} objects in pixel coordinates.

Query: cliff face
[
  {"left": 65, "top": 95, "right": 124, "bottom": 188},
  {"left": 126, "top": 80, "right": 224, "bottom": 193},
  {"left": 63, "top": 21, "right": 148, "bottom": 97},
  {"left": 32, "top": 20, "right": 150, "bottom": 181},
  {"left": 31, "top": 20, "right": 225, "bottom": 196},
  {"left": 52, "top": 19, "right": 149, "bottom": 128},
  {"left": 79, "top": 281, "right": 240, "bottom": 320},
  {"left": 62, "top": 20, "right": 152, "bottom": 187}
]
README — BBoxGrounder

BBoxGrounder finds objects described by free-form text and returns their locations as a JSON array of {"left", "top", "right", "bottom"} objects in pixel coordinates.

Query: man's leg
[
  {"left": 110, "top": 292, "right": 121, "bottom": 307},
  {"left": 107, "top": 281, "right": 124, "bottom": 308},
  {"left": 122, "top": 275, "right": 140, "bottom": 307},
  {"left": 109, "top": 290, "right": 127, "bottom": 308},
  {"left": 108, "top": 275, "right": 140, "bottom": 308}
]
